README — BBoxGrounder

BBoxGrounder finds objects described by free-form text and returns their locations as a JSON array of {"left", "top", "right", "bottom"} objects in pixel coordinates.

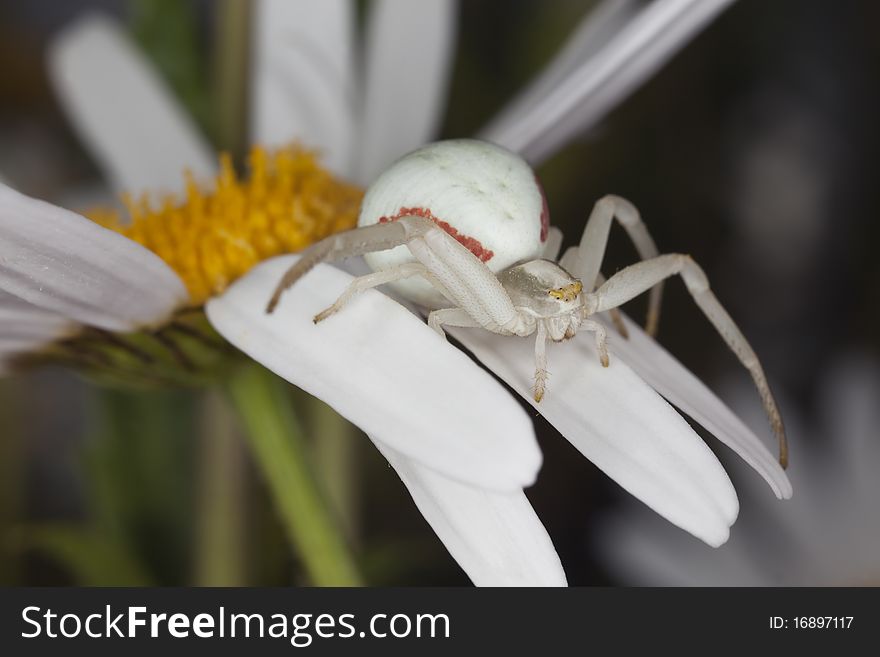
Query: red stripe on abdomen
[{"left": 377, "top": 206, "right": 494, "bottom": 263}]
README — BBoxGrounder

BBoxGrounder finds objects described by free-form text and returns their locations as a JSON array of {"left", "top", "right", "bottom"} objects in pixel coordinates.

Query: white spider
[{"left": 267, "top": 139, "right": 788, "bottom": 468}]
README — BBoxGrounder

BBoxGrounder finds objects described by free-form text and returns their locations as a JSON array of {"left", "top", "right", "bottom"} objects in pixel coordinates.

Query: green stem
[
  {"left": 226, "top": 365, "right": 362, "bottom": 586},
  {"left": 193, "top": 390, "right": 247, "bottom": 586},
  {"left": 311, "top": 399, "right": 361, "bottom": 544}
]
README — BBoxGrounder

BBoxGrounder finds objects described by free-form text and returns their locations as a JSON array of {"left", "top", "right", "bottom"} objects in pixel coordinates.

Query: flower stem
[
  {"left": 311, "top": 399, "right": 361, "bottom": 543},
  {"left": 226, "top": 365, "right": 363, "bottom": 586},
  {"left": 193, "top": 390, "right": 247, "bottom": 586}
]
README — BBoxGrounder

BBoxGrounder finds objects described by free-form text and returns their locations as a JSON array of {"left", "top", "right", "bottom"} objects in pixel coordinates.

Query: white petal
[
  {"left": 0, "top": 183, "right": 188, "bottom": 330},
  {"left": 483, "top": 0, "right": 641, "bottom": 147},
  {"left": 610, "top": 315, "right": 793, "bottom": 500},
  {"left": 48, "top": 15, "right": 216, "bottom": 196},
  {"left": 205, "top": 255, "right": 541, "bottom": 491},
  {"left": 450, "top": 326, "right": 738, "bottom": 547},
  {"left": 0, "top": 289, "right": 76, "bottom": 347},
  {"left": 372, "top": 438, "right": 566, "bottom": 586},
  {"left": 0, "top": 287, "right": 78, "bottom": 374},
  {"left": 480, "top": 0, "right": 735, "bottom": 163},
  {"left": 355, "top": 0, "right": 458, "bottom": 183},
  {"left": 251, "top": 0, "right": 356, "bottom": 176}
]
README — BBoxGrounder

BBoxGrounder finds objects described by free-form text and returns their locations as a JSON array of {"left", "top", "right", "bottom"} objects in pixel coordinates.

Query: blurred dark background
[{"left": 1, "top": 0, "right": 877, "bottom": 586}]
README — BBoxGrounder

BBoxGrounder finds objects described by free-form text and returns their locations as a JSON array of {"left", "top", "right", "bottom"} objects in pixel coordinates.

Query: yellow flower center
[{"left": 90, "top": 146, "right": 363, "bottom": 305}]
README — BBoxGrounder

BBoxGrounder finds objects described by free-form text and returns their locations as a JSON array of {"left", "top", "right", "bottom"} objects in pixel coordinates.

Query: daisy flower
[{"left": 1, "top": 0, "right": 789, "bottom": 585}]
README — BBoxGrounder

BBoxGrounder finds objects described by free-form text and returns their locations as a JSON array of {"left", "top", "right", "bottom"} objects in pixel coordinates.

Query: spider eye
[{"left": 548, "top": 281, "right": 583, "bottom": 302}]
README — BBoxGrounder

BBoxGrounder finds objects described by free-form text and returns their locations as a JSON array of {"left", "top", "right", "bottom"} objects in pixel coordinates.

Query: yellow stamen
[
  {"left": 89, "top": 146, "right": 363, "bottom": 305},
  {"left": 548, "top": 280, "right": 583, "bottom": 302}
]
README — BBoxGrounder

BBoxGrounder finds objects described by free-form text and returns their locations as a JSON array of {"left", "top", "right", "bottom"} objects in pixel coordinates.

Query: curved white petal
[
  {"left": 372, "top": 438, "right": 567, "bottom": 586},
  {"left": 48, "top": 14, "right": 215, "bottom": 196},
  {"left": 481, "top": 0, "right": 735, "bottom": 164},
  {"left": 205, "top": 255, "right": 541, "bottom": 491},
  {"left": 483, "top": 0, "right": 641, "bottom": 147},
  {"left": 355, "top": 0, "right": 458, "bottom": 183},
  {"left": 0, "top": 183, "right": 188, "bottom": 330},
  {"left": 251, "top": 0, "right": 356, "bottom": 176},
  {"left": 0, "top": 303, "right": 73, "bottom": 372},
  {"left": 450, "top": 326, "right": 738, "bottom": 547},
  {"left": 610, "top": 315, "right": 792, "bottom": 500},
  {"left": 0, "top": 289, "right": 76, "bottom": 348}
]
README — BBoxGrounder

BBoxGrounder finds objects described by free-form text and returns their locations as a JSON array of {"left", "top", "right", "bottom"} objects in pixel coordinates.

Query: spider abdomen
[{"left": 358, "top": 139, "right": 548, "bottom": 308}]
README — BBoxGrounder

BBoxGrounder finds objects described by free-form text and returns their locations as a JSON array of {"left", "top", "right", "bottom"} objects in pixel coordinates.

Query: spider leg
[
  {"left": 406, "top": 225, "right": 520, "bottom": 333},
  {"left": 542, "top": 226, "right": 564, "bottom": 261},
  {"left": 533, "top": 322, "right": 549, "bottom": 403},
  {"left": 313, "top": 263, "right": 429, "bottom": 324},
  {"left": 563, "top": 245, "right": 628, "bottom": 339},
  {"left": 426, "top": 308, "right": 483, "bottom": 339},
  {"left": 269, "top": 215, "right": 521, "bottom": 338},
  {"left": 580, "top": 318, "right": 610, "bottom": 367},
  {"left": 558, "top": 245, "right": 581, "bottom": 274},
  {"left": 593, "top": 272, "right": 629, "bottom": 339},
  {"left": 567, "top": 195, "right": 663, "bottom": 335},
  {"left": 587, "top": 253, "right": 788, "bottom": 468},
  {"left": 266, "top": 216, "right": 436, "bottom": 313}
]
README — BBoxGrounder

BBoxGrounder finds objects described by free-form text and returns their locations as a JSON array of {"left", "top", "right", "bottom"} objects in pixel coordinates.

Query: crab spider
[{"left": 267, "top": 140, "right": 788, "bottom": 468}]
